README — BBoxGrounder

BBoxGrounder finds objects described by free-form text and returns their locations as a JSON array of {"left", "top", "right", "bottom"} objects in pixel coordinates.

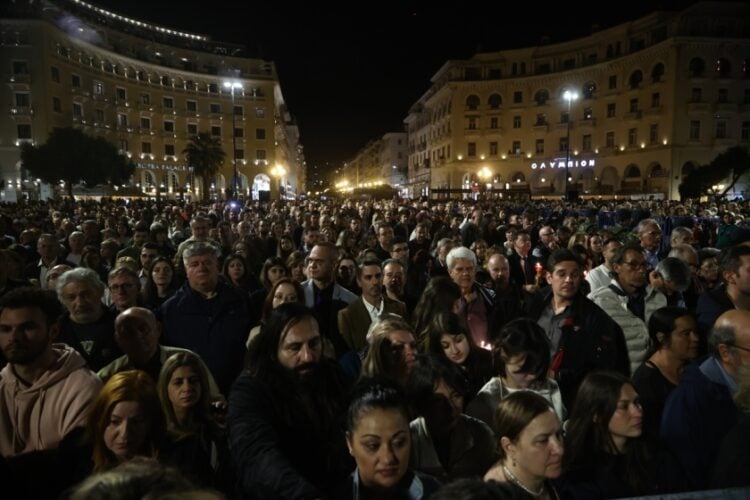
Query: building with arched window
[
  {"left": 404, "top": 2, "right": 750, "bottom": 200},
  {"left": 0, "top": 0, "right": 305, "bottom": 200}
]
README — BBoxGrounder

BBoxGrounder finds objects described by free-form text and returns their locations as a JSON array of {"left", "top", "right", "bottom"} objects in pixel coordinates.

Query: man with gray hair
[
  {"left": 661, "top": 309, "right": 750, "bottom": 490},
  {"left": 636, "top": 218, "right": 661, "bottom": 269},
  {"left": 56, "top": 268, "right": 120, "bottom": 371},
  {"left": 649, "top": 257, "right": 692, "bottom": 308},
  {"left": 447, "top": 246, "right": 494, "bottom": 346},
  {"left": 431, "top": 237, "right": 455, "bottom": 278},
  {"left": 159, "top": 241, "right": 252, "bottom": 394}
]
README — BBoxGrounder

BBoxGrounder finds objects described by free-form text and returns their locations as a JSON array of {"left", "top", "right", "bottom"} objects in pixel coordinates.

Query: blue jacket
[
  {"left": 660, "top": 357, "right": 739, "bottom": 491},
  {"left": 159, "top": 281, "right": 252, "bottom": 395}
]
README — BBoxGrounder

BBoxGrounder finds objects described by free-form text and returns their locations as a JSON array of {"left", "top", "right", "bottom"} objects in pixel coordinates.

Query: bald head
[
  {"left": 711, "top": 309, "right": 750, "bottom": 381},
  {"left": 114, "top": 307, "right": 161, "bottom": 365},
  {"left": 487, "top": 252, "right": 510, "bottom": 284}
]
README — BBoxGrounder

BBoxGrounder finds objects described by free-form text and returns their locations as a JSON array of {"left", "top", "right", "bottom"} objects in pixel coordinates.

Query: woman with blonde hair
[{"left": 360, "top": 314, "right": 418, "bottom": 387}]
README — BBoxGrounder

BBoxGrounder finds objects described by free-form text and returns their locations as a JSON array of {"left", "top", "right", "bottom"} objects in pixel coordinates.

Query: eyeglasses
[
  {"left": 623, "top": 261, "right": 647, "bottom": 269},
  {"left": 728, "top": 343, "right": 750, "bottom": 354}
]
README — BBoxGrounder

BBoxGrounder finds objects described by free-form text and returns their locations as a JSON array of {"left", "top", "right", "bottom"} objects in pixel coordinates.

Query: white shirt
[
  {"left": 362, "top": 297, "right": 384, "bottom": 323},
  {"left": 586, "top": 263, "right": 613, "bottom": 292}
]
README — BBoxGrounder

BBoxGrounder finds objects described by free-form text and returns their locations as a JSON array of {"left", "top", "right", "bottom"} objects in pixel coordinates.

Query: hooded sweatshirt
[{"left": 0, "top": 344, "right": 102, "bottom": 456}]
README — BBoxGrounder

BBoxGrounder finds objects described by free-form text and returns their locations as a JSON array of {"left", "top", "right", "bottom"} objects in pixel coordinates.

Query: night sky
[{"left": 89, "top": 1, "right": 702, "bottom": 171}]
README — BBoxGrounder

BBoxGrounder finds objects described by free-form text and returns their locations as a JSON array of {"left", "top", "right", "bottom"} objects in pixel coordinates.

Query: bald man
[
  {"left": 97, "top": 307, "right": 223, "bottom": 401},
  {"left": 661, "top": 309, "right": 750, "bottom": 490},
  {"left": 487, "top": 251, "right": 524, "bottom": 329}
]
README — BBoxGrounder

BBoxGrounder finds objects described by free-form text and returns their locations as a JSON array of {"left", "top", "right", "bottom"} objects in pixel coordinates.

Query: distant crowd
[{"left": 0, "top": 195, "right": 749, "bottom": 499}]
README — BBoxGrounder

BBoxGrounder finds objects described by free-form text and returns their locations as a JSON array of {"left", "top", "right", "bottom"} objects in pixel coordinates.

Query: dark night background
[{"left": 90, "top": 1, "right": 703, "bottom": 171}]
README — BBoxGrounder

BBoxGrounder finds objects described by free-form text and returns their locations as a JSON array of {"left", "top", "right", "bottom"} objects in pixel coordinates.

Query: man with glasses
[
  {"left": 662, "top": 309, "right": 750, "bottom": 490},
  {"left": 589, "top": 243, "right": 667, "bottom": 374},
  {"left": 532, "top": 225, "right": 558, "bottom": 262},
  {"left": 636, "top": 218, "right": 662, "bottom": 270},
  {"left": 107, "top": 267, "right": 142, "bottom": 314}
]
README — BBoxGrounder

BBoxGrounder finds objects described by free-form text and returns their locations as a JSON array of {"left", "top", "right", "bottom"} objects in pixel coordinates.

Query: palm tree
[{"left": 183, "top": 132, "right": 226, "bottom": 202}]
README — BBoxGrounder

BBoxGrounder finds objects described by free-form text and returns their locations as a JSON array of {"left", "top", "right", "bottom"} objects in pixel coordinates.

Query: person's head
[
  {"left": 407, "top": 354, "right": 467, "bottom": 434},
  {"left": 487, "top": 252, "right": 510, "bottom": 288},
  {"left": 651, "top": 257, "right": 691, "bottom": 297},
  {"left": 182, "top": 242, "right": 220, "bottom": 294},
  {"left": 131, "top": 223, "right": 150, "bottom": 248},
  {"left": 222, "top": 254, "right": 248, "bottom": 286},
  {"left": 114, "top": 307, "right": 161, "bottom": 365},
  {"left": 514, "top": 230, "right": 533, "bottom": 256},
  {"left": 636, "top": 219, "right": 661, "bottom": 252},
  {"left": 495, "top": 391, "right": 563, "bottom": 481},
  {"left": 647, "top": 307, "right": 698, "bottom": 362},
  {"left": 668, "top": 244, "right": 699, "bottom": 276},
  {"left": 611, "top": 243, "right": 648, "bottom": 292},
  {"left": 436, "top": 238, "right": 454, "bottom": 264},
  {"left": 698, "top": 248, "right": 721, "bottom": 283},
  {"left": 587, "top": 233, "right": 604, "bottom": 255},
  {"left": 493, "top": 318, "right": 550, "bottom": 389},
  {"left": 710, "top": 309, "right": 750, "bottom": 381},
  {"left": 286, "top": 251, "right": 306, "bottom": 282},
  {"left": 357, "top": 258, "right": 383, "bottom": 304},
  {"left": 307, "top": 242, "right": 338, "bottom": 285},
  {"left": 382, "top": 259, "right": 405, "bottom": 297},
  {"left": 0, "top": 287, "right": 62, "bottom": 366},
  {"left": 260, "top": 256, "right": 287, "bottom": 290},
  {"left": 139, "top": 243, "right": 160, "bottom": 272},
  {"left": 149, "top": 256, "right": 176, "bottom": 290},
  {"left": 260, "top": 277, "right": 305, "bottom": 323},
  {"left": 108, "top": 267, "right": 141, "bottom": 312},
  {"left": 377, "top": 223, "right": 395, "bottom": 249},
  {"left": 158, "top": 352, "right": 211, "bottom": 431},
  {"left": 427, "top": 312, "right": 473, "bottom": 366},
  {"left": 87, "top": 370, "right": 166, "bottom": 472},
  {"left": 602, "top": 238, "right": 622, "bottom": 269},
  {"left": 349, "top": 216, "right": 362, "bottom": 234},
  {"left": 719, "top": 245, "right": 750, "bottom": 295},
  {"left": 566, "top": 371, "right": 642, "bottom": 455},
  {"left": 447, "top": 246, "right": 477, "bottom": 292},
  {"left": 57, "top": 268, "right": 105, "bottom": 324},
  {"left": 46, "top": 263, "right": 73, "bottom": 290},
  {"left": 415, "top": 223, "right": 428, "bottom": 242},
  {"left": 390, "top": 238, "right": 409, "bottom": 264},
  {"left": 247, "top": 302, "right": 321, "bottom": 383},
  {"left": 362, "top": 314, "right": 418, "bottom": 385},
  {"left": 545, "top": 249, "right": 583, "bottom": 302},
  {"left": 346, "top": 381, "right": 411, "bottom": 490},
  {"left": 68, "top": 231, "right": 85, "bottom": 253},
  {"left": 189, "top": 216, "right": 210, "bottom": 241},
  {"left": 37, "top": 234, "right": 60, "bottom": 261},
  {"left": 412, "top": 277, "right": 462, "bottom": 341},
  {"left": 670, "top": 226, "right": 693, "bottom": 248},
  {"left": 337, "top": 255, "right": 356, "bottom": 284}
]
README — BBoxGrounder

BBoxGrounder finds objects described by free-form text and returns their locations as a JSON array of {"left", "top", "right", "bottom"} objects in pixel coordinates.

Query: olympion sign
[{"left": 530, "top": 159, "right": 595, "bottom": 170}]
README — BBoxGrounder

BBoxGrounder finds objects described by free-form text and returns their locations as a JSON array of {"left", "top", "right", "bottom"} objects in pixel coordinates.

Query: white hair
[{"left": 446, "top": 246, "right": 477, "bottom": 270}]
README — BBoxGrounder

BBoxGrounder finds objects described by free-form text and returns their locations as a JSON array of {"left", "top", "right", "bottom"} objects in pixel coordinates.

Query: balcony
[
  {"left": 623, "top": 111, "right": 642, "bottom": 121},
  {"left": 114, "top": 99, "right": 131, "bottom": 110},
  {"left": 644, "top": 106, "right": 662, "bottom": 117},
  {"left": 533, "top": 122, "right": 549, "bottom": 132},
  {"left": 9, "top": 106, "right": 33, "bottom": 116},
  {"left": 577, "top": 118, "right": 597, "bottom": 127},
  {"left": 715, "top": 102, "right": 738, "bottom": 113},
  {"left": 687, "top": 101, "right": 710, "bottom": 113},
  {"left": 8, "top": 74, "right": 30, "bottom": 84}
]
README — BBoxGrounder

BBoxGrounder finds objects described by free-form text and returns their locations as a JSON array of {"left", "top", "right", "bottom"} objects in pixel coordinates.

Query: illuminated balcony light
[
  {"left": 619, "top": 145, "right": 625, "bottom": 151},
  {"left": 640, "top": 142, "right": 646, "bottom": 149},
  {"left": 457, "top": 155, "right": 463, "bottom": 160},
  {"left": 663, "top": 138, "right": 668, "bottom": 145}
]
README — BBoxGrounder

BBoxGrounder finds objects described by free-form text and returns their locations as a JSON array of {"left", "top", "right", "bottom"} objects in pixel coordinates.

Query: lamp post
[
  {"left": 478, "top": 166, "right": 492, "bottom": 200},
  {"left": 271, "top": 164, "right": 286, "bottom": 200},
  {"left": 563, "top": 89, "right": 578, "bottom": 200},
  {"left": 223, "top": 80, "right": 243, "bottom": 200}
]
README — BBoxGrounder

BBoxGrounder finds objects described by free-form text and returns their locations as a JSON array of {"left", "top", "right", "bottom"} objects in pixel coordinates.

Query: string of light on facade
[{"left": 71, "top": 0, "right": 208, "bottom": 41}]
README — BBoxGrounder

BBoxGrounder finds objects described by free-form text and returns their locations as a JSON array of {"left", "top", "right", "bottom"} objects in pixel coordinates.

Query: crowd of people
[{"left": 0, "top": 195, "right": 749, "bottom": 499}]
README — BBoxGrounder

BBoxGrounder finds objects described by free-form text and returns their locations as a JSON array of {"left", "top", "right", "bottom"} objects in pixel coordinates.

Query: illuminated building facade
[
  {"left": 405, "top": 2, "right": 750, "bottom": 200},
  {"left": 339, "top": 132, "right": 407, "bottom": 193},
  {"left": 0, "top": 0, "right": 304, "bottom": 200}
]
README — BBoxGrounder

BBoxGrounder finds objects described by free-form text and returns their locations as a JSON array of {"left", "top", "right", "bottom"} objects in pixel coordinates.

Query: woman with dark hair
[
  {"left": 81, "top": 244, "right": 109, "bottom": 282},
  {"left": 158, "top": 352, "right": 230, "bottom": 490},
  {"left": 246, "top": 277, "right": 305, "bottom": 348},
  {"left": 484, "top": 391, "right": 563, "bottom": 499},
  {"left": 425, "top": 312, "right": 492, "bottom": 403},
  {"left": 336, "top": 380, "right": 440, "bottom": 499},
  {"left": 560, "top": 371, "right": 667, "bottom": 498},
  {"left": 632, "top": 307, "right": 698, "bottom": 438},
  {"left": 286, "top": 251, "right": 307, "bottom": 283},
  {"left": 411, "top": 277, "right": 461, "bottom": 347},
  {"left": 222, "top": 254, "right": 258, "bottom": 295},
  {"left": 466, "top": 318, "right": 564, "bottom": 433},
  {"left": 277, "top": 234, "right": 296, "bottom": 261},
  {"left": 142, "top": 256, "right": 181, "bottom": 309},
  {"left": 248, "top": 256, "right": 288, "bottom": 321},
  {"left": 407, "top": 355, "right": 496, "bottom": 482}
]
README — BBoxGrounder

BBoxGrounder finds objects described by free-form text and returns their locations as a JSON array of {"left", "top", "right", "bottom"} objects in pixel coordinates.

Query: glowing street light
[
  {"left": 223, "top": 80, "right": 243, "bottom": 199},
  {"left": 563, "top": 89, "right": 579, "bottom": 200}
]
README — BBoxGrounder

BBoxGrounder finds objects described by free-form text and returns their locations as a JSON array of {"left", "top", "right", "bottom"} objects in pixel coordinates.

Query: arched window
[
  {"left": 161, "top": 75, "right": 171, "bottom": 86},
  {"left": 534, "top": 89, "right": 549, "bottom": 106},
  {"left": 488, "top": 93, "right": 502, "bottom": 109},
  {"left": 625, "top": 165, "right": 642, "bottom": 178},
  {"left": 465, "top": 95, "right": 480, "bottom": 110},
  {"left": 651, "top": 63, "right": 665, "bottom": 82},
  {"left": 629, "top": 70, "right": 643, "bottom": 89},
  {"left": 512, "top": 172, "right": 526, "bottom": 183},
  {"left": 689, "top": 57, "right": 705, "bottom": 77},
  {"left": 716, "top": 58, "right": 731, "bottom": 77},
  {"left": 649, "top": 164, "right": 664, "bottom": 177},
  {"left": 582, "top": 82, "right": 597, "bottom": 99}
]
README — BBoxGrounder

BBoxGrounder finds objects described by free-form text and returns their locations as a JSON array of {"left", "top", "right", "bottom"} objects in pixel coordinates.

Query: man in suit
[
  {"left": 338, "top": 258, "right": 406, "bottom": 352},
  {"left": 23, "top": 234, "right": 74, "bottom": 289},
  {"left": 507, "top": 230, "right": 541, "bottom": 290},
  {"left": 302, "top": 242, "right": 356, "bottom": 357}
]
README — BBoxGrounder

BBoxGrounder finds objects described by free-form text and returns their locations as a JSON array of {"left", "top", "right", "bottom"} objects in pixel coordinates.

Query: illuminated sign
[{"left": 531, "top": 158, "right": 595, "bottom": 170}]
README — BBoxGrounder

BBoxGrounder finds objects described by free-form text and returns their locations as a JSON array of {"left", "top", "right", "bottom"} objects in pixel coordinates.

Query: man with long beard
[{"left": 228, "top": 303, "right": 350, "bottom": 499}]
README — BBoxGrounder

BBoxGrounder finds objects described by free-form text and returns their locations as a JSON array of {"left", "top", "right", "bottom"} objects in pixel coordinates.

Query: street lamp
[
  {"left": 478, "top": 166, "right": 492, "bottom": 200},
  {"left": 271, "top": 164, "right": 286, "bottom": 200},
  {"left": 223, "top": 80, "right": 243, "bottom": 200},
  {"left": 563, "top": 89, "right": 579, "bottom": 200}
]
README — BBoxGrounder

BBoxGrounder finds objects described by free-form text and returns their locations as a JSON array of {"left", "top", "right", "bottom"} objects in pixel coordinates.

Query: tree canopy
[
  {"left": 20, "top": 127, "right": 134, "bottom": 198},
  {"left": 679, "top": 146, "right": 750, "bottom": 200},
  {"left": 183, "top": 132, "right": 226, "bottom": 202}
]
